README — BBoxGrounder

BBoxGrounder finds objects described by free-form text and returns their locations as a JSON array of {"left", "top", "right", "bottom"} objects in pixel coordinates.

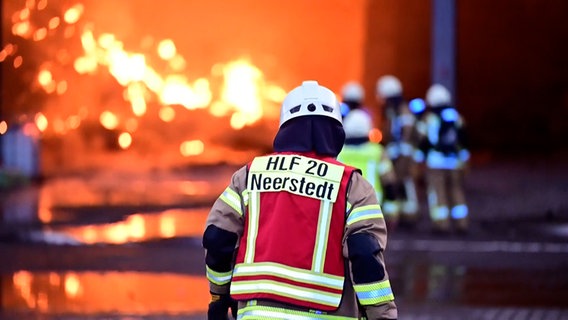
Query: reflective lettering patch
[{"left": 248, "top": 155, "right": 344, "bottom": 202}]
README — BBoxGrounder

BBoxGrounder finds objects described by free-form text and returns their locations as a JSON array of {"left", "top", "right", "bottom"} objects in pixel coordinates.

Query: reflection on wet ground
[
  {"left": 42, "top": 208, "right": 209, "bottom": 245},
  {"left": 2, "top": 271, "right": 209, "bottom": 316},
  {"left": 1, "top": 163, "right": 568, "bottom": 319}
]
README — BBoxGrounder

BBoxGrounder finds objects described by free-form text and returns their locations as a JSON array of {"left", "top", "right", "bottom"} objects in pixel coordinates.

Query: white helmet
[
  {"left": 426, "top": 84, "right": 451, "bottom": 107},
  {"left": 343, "top": 109, "right": 372, "bottom": 138},
  {"left": 341, "top": 81, "right": 365, "bottom": 102},
  {"left": 279, "top": 80, "right": 342, "bottom": 127},
  {"left": 376, "top": 75, "right": 402, "bottom": 98}
]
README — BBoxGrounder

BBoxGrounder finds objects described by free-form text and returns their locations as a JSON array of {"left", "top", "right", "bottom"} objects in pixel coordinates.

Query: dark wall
[
  {"left": 365, "top": 0, "right": 568, "bottom": 156},
  {"left": 457, "top": 0, "right": 568, "bottom": 154},
  {"left": 363, "top": 0, "right": 431, "bottom": 121}
]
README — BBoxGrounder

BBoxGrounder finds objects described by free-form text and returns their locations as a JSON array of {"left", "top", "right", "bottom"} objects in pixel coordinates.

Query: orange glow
[
  {"left": 48, "top": 17, "right": 60, "bottom": 29},
  {"left": 37, "top": 0, "right": 48, "bottom": 10},
  {"left": 159, "top": 106, "right": 175, "bottom": 122},
  {"left": 33, "top": 27, "right": 48, "bottom": 41},
  {"left": 220, "top": 59, "right": 263, "bottom": 129},
  {"left": 64, "top": 273, "right": 82, "bottom": 298},
  {"left": 99, "top": 111, "right": 119, "bottom": 130},
  {"left": 127, "top": 214, "right": 146, "bottom": 239},
  {"left": 369, "top": 128, "right": 383, "bottom": 143},
  {"left": 35, "top": 113, "right": 48, "bottom": 132},
  {"left": 125, "top": 118, "right": 138, "bottom": 132},
  {"left": 12, "top": 21, "right": 31, "bottom": 37},
  {"left": 19, "top": 8, "right": 31, "bottom": 20},
  {"left": 56, "top": 81, "right": 68, "bottom": 95},
  {"left": 126, "top": 83, "right": 148, "bottom": 116},
  {"left": 118, "top": 132, "right": 132, "bottom": 149},
  {"left": 13, "top": 56, "right": 23, "bottom": 68},
  {"left": 0, "top": 51, "right": 7, "bottom": 62},
  {"left": 66, "top": 115, "right": 81, "bottom": 129},
  {"left": 5, "top": 271, "right": 210, "bottom": 315},
  {"left": 157, "top": 39, "right": 176, "bottom": 60},
  {"left": 25, "top": 0, "right": 35, "bottom": 10},
  {"left": 63, "top": 4, "right": 84, "bottom": 24},
  {"left": 38, "top": 69, "right": 53, "bottom": 86},
  {"left": 0, "top": 121, "right": 7, "bottom": 135},
  {"left": 159, "top": 214, "right": 176, "bottom": 238},
  {"left": 180, "top": 140, "right": 204, "bottom": 157}
]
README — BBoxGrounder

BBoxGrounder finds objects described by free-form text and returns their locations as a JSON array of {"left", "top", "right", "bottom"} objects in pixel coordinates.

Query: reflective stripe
[
  {"left": 386, "top": 143, "right": 399, "bottom": 159},
  {"left": 451, "top": 204, "right": 468, "bottom": 219},
  {"left": 233, "top": 262, "right": 344, "bottom": 290},
  {"left": 231, "top": 279, "right": 341, "bottom": 307},
  {"left": 312, "top": 201, "right": 333, "bottom": 273},
  {"left": 346, "top": 204, "right": 383, "bottom": 225},
  {"left": 237, "top": 304, "right": 359, "bottom": 320},
  {"left": 244, "top": 192, "right": 260, "bottom": 263},
  {"left": 354, "top": 279, "right": 394, "bottom": 305},
  {"left": 206, "top": 265, "right": 232, "bottom": 285},
  {"left": 242, "top": 189, "right": 249, "bottom": 208},
  {"left": 220, "top": 187, "right": 243, "bottom": 216},
  {"left": 381, "top": 201, "right": 399, "bottom": 216},
  {"left": 377, "top": 159, "right": 392, "bottom": 176},
  {"left": 431, "top": 206, "right": 449, "bottom": 220},
  {"left": 426, "top": 151, "right": 462, "bottom": 169},
  {"left": 399, "top": 142, "right": 414, "bottom": 156},
  {"left": 399, "top": 113, "right": 415, "bottom": 126},
  {"left": 365, "top": 161, "right": 377, "bottom": 187}
]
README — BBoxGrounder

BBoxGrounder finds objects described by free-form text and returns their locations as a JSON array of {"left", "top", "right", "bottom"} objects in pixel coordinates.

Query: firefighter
[
  {"left": 376, "top": 75, "right": 419, "bottom": 228},
  {"left": 341, "top": 81, "right": 366, "bottom": 116},
  {"left": 203, "top": 80, "right": 398, "bottom": 319},
  {"left": 337, "top": 109, "right": 401, "bottom": 230},
  {"left": 415, "top": 84, "right": 470, "bottom": 233}
]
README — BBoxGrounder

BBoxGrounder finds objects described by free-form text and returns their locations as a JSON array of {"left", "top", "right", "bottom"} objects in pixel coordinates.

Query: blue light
[
  {"left": 441, "top": 108, "right": 459, "bottom": 122},
  {"left": 409, "top": 98, "right": 426, "bottom": 114},
  {"left": 340, "top": 102, "right": 351, "bottom": 117}
]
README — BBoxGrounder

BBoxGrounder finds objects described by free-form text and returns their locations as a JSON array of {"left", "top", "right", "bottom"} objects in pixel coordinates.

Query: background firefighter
[
  {"left": 415, "top": 83, "right": 470, "bottom": 233},
  {"left": 375, "top": 75, "right": 420, "bottom": 228},
  {"left": 337, "top": 109, "right": 401, "bottom": 230}
]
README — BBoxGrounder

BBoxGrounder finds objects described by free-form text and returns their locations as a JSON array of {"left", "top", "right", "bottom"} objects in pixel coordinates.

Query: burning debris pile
[{"left": 2, "top": 0, "right": 288, "bottom": 175}]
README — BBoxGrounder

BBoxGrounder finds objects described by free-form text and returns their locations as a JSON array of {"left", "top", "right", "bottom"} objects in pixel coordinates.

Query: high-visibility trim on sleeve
[
  {"left": 206, "top": 265, "right": 233, "bottom": 285},
  {"left": 346, "top": 204, "right": 383, "bottom": 225},
  {"left": 219, "top": 186, "right": 243, "bottom": 216},
  {"left": 354, "top": 279, "right": 395, "bottom": 305}
]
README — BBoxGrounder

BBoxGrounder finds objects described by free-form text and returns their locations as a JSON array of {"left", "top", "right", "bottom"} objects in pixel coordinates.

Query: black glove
[{"left": 207, "top": 293, "right": 238, "bottom": 320}]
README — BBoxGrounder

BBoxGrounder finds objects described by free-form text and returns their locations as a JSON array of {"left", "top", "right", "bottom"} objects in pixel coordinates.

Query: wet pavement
[{"left": 1, "top": 158, "right": 568, "bottom": 319}]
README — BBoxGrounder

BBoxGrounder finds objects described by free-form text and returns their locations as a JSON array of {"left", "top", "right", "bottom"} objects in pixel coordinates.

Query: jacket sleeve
[
  {"left": 343, "top": 171, "right": 398, "bottom": 319},
  {"left": 203, "top": 165, "right": 247, "bottom": 295}
]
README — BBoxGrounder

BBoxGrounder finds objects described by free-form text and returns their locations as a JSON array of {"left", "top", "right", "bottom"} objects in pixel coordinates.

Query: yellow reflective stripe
[
  {"left": 346, "top": 204, "right": 383, "bottom": 225},
  {"left": 234, "top": 262, "right": 343, "bottom": 290},
  {"left": 312, "top": 200, "right": 332, "bottom": 273},
  {"left": 242, "top": 189, "right": 249, "bottom": 208},
  {"left": 231, "top": 279, "right": 341, "bottom": 307},
  {"left": 345, "top": 202, "right": 352, "bottom": 213},
  {"left": 237, "top": 304, "right": 359, "bottom": 320},
  {"left": 206, "top": 265, "right": 232, "bottom": 285},
  {"left": 353, "top": 279, "right": 394, "bottom": 305},
  {"left": 219, "top": 187, "right": 243, "bottom": 216},
  {"left": 244, "top": 191, "right": 260, "bottom": 264}
]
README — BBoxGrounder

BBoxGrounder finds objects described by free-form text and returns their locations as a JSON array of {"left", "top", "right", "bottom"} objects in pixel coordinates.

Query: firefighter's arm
[
  {"left": 343, "top": 172, "right": 398, "bottom": 319},
  {"left": 202, "top": 166, "right": 247, "bottom": 295}
]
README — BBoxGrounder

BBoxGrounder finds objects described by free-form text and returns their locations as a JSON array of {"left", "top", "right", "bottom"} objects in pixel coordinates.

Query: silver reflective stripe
[
  {"left": 312, "top": 201, "right": 333, "bottom": 273},
  {"left": 233, "top": 262, "right": 343, "bottom": 289},
  {"left": 231, "top": 280, "right": 341, "bottom": 307}
]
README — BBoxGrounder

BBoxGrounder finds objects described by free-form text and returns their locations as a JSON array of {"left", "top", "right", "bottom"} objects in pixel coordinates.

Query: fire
[{"left": 4, "top": 1, "right": 288, "bottom": 172}]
